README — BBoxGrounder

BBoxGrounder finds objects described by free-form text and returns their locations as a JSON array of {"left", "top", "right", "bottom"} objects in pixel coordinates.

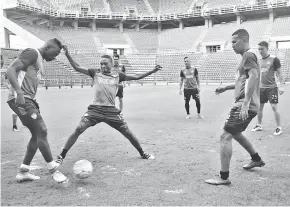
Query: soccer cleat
[
  {"left": 186, "top": 115, "right": 191, "bottom": 119},
  {"left": 243, "top": 159, "right": 265, "bottom": 170},
  {"left": 16, "top": 171, "right": 40, "bottom": 182},
  {"left": 51, "top": 170, "right": 69, "bottom": 184},
  {"left": 205, "top": 178, "right": 231, "bottom": 185},
  {"left": 55, "top": 155, "right": 64, "bottom": 166},
  {"left": 142, "top": 152, "right": 155, "bottom": 160},
  {"left": 197, "top": 114, "right": 204, "bottom": 119},
  {"left": 251, "top": 125, "right": 262, "bottom": 132},
  {"left": 273, "top": 127, "right": 282, "bottom": 136},
  {"left": 13, "top": 127, "right": 20, "bottom": 132}
]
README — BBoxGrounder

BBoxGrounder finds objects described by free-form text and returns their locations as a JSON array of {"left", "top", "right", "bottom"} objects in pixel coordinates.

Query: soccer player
[
  {"left": 55, "top": 46, "right": 161, "bottom": 164},
  {"left": 252, "top": 41, "right": 284, "bottom": 135},
  {"left": 179, "top": 57, "right": 203, "bottom": 119},
  {"left": 113, "top": 54, "right": 126, "bottom": 114},
  {"left": 205, "top": 29, "right": 265, "bottom": 185},
  {"left": 4, "top": 74, "right": 20, "bottom": 132},
  {"left": 6, "top": 39, "right": 68, "bottom": 184}
]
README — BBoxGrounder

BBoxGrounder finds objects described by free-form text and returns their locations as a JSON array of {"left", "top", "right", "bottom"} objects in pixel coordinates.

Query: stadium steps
[
  {"left": 143, "top": 0, "right": 155, "bottom": 14},
  {"left": 188, "top": 0, "right": 197, "bottom": 12},
  {"left": 261, "top": 21, "right": 273, "bottom": 43},
  {"left": 194, "top": 28, "right": 209, "bottom": 52},
  {"left": 123, "top": 33, "right": 139, "bottom": 53},
  {"left": 102, "top": 0, "right": 111, "bottom": 12}
]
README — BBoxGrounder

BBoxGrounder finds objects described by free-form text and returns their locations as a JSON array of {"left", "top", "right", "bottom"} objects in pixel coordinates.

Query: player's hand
[
  {"left": 63, "top": 45, "right": 69, "bottom": 56},
  {"left": 153, "top": 65, "right": 162, "bottom": 73},
  {"left": 239, "top": 103, "right": 249, "bottom": 121},
  {"left": 215, "top": 87, "right": 226, "bottom": 95},
  {"left": 179, "top": 90, "right": 182, "bottom": 95},
  {"left": 15, "top": 92, "right": 25, "bottom": 105},
  {"left": 279, "top": 87, "right": 284, "bottom": 95},
  {"left": 197, "top": 87, "right": 200, "bottom": 93}
]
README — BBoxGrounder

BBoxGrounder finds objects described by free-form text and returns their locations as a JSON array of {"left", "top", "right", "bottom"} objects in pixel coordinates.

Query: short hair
[
  {"left": 232, "top": 29, "right": 249, "bottom": 42},
  {"left": 258, "top": 41, "right": 269, "bottom": 49},
  {"left": 184, "top": 57, "right": 189, "bottom": 60},
  {"left": 101, "top": 54, "right": 113, "bottom": 63},
  {"left": 47, "top": 38, "right": 63, "bottom": 49},
  {"left": 113, "top": 54, "right": 120, "bottom": 59}
]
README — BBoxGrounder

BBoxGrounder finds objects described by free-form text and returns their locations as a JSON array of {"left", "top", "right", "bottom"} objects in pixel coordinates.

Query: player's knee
[
  {"left": 38, "top": 125, "right": 48, "bottom": 138},
  {"left": 271, "top": 104, "right": 278, "bottom": 112},
  {"left": 220, "top": 131, "right": 232, "bottom": 144},
  {"left": 75, "top": 124, "right": 87, "bottom": 134}
]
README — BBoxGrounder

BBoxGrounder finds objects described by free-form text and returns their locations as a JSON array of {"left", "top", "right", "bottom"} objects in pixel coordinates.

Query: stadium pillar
[
  {"left": 119, "top": 21, "right": 124, "bottom": 32},
  {"left": 179, "top": 20, "right": 184, "bottom": 30},
  {"left": 158, "top": 21, "right": 162, "bottom": 33},
  {"left": 60, "top": 20, "right": 64, "bottom": 27},
  {"left": 208, "top": 18, "right": 213, "bottom": 28},
  {"left": 236, "top": 14, "right": 241, "bottom": 25},
  {"left": 268, "top": 8, "right": 274, "bottom": 22},
  {"left": 136, "top": 22, "right": 140, "bottom": 32},
  {"left": 4, "top": 28, "right": 10, "bottom": 48},
  {"left": 73, "top": 20, "right": 78, "bottom": 30},
  {"left": 92, "top": 20, "right": 96, "bottom": 31}
]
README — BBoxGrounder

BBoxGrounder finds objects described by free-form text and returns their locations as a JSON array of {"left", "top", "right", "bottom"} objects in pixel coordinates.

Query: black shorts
[
  {"left": 223, "top": 105, "right": 257, "bottom": 135},
  {"left": 81, "top": 105, "right": 127, "bottom": 128},
  {"left": 184, "top": 88, "right": 199, "bottom": 100},
  {"left": 116, "top": 85, "right": 124, "bottom": 98},
  {"left": 7, "top": 98, "right": 44, "bottom": 127},
  {"left": 260, "top": 87, "right": 278, "bottom": 104}
]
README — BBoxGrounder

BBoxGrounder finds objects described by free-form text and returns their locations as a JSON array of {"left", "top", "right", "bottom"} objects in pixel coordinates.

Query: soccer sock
[
  {"left": 185, "top": 100, "right": 190, "bottom": 115},
  {"left": 195, "top": 98, "right": 201, "bottom": 114},
  {"left": 60, "top": 149, "right": 68, "bottom": 159},
  {"left": 138, "top": 148, "right": 144, "bottom": 156},
  {"left": 251, "top": 153, "right": 261, "bottom": 162},
  {"left": 13, "top": 125, "right": 17, "bottom": 129},
  {"left": 220, "top": 171, "right": 229, "bottom": 180}
]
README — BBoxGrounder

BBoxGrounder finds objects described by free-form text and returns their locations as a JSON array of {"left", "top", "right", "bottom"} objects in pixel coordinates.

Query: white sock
[
  {"left": 47, "top": 161, "right": 57, "bottom": 170},
  {"left": 20, "top": 164, "right": 30, "bottom": 169}
]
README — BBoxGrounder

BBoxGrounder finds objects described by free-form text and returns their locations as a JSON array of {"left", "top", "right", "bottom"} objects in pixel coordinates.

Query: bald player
[
  {"left": 55, "top": 46, "right": 161, "bottom": 165},
  {"left": 205, "top": 29, "right": 265, "bottom": 185},
  {"left": 6, "top": 39, "right": 68, "bottom": 184},
  {"left": 252, "top": 41, "right": 284, "bottom": 136}
]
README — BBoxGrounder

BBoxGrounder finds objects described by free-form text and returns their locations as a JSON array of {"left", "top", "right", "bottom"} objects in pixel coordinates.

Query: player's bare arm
[
  {"left": 196, "top": 75, "right": 200, "bottom": 91},
  {"left": 215, "top": 84, "right": 235, "bottom": 95},
  {"left": 179, "top": 77, "right": 184, "bottom": 95},
  {"left": 124, "top": 65, "right": 162, "bottom": 81},
  {"left": 63, "top": 46, "right": 90, "bottom": 76},
  {"left": 7, "top": 59, "right": 27, "bottom": 105},
  {"left": 239, "top": 68, "right": 259, "bottom": 121},
  {"left": 276, "top": 67, "right": 285, "bottom": 95}
]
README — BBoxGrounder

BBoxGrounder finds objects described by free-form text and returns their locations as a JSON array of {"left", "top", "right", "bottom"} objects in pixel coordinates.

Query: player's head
[
  {"left": 232, "top": 29, "right": 250, "bottom": 54},
  {"left": 113, "top": 54, "right": 120, "bottom": 66},
  {"left": 258, "top": 41, "right": 269, "bottom": 57},
  {"left": 100, "top": 54, "right": 113, "bottom": 73},
  {"left": 42, "top": 38, "right": 63, "bottom": 61},
  {"left": 184, "top": 57, "right": 191, "bottom": 68}
]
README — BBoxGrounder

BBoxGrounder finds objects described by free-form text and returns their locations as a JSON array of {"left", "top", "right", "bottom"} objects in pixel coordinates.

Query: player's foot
[
  {"left": 197, "top": 114, "right": 204, "bottom": 119},
  {"left": 51, "top": 170, "right": 69, "bottom": 184},
  {"left": 12, "top": 125, "right": 20, "bottom": 132},
  {"left": 273, "top": 127, "right": 282, "bottom": 136},
  {"left": 243, "top": 159, "right": 265, "bottom": 170},
  {"left": 205, "top": 177, "right": 231, "bottom": 185},
  {"left": 55, "top": 155, "right": 64, "bottom": 166},
  {"left": 186, "top": 114, "right": 191, "bottom": 119},
  {"left": 16, "top": 170, "right": 40, "bottom": 182},
  {"left": 142, "top": 152, "right": 155, "bottom": 160},
  {"left": 251, "top": 125, "right": 262, "bottom": 132}
]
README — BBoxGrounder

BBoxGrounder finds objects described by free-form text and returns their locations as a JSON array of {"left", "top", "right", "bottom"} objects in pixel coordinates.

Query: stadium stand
[
  {"left": 108, "top": 0, "right": 149, "bottom": 14},
  {"left": 159, "top": 0, "right": 193, "bottom": 13},
  {"left": 272, "top": 16, "right": 290, "bottom": 36},
  {"left": 148, "top": 0, "right": 159, "bottom": 14}
]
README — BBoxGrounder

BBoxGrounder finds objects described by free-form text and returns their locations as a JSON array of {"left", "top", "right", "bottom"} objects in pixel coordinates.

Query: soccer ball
[{"left": 73, "top": 159, "right": 93, "bottom": 179}]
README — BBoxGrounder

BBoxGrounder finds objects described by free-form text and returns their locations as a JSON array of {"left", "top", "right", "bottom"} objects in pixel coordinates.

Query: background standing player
[
  {"left": 6, "top": 39, "right": 68, "bottom": 184},
  {"left": 113, "top": 54, "right": 126, "bottom": 114},
  {"left": 55, "top": 46, "right": 161, "bottom": 165},
  {"left": 205, "top": 29, "right": 265, "bottom": 185},
  {"left": 252, "top": 41, "right": 284, "bottom": 135},
  {"left": 4, "top": 74, "right": 20, "bottom": 132},
  {"left": 179, "top": 57, "right": 203, "bottom": 119}
]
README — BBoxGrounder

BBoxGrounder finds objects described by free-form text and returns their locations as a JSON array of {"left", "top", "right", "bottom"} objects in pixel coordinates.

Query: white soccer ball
[{"left": 73, "top": 159, "right": 93, "bottom": 179}]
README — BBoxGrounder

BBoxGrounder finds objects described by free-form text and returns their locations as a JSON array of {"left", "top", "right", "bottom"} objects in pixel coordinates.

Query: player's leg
[
  {"left": 252, "top": 88, "right": 267, "bottom": 131},
  {"left": 119, "top": 97, "right": 123, "bottom": 113},
  {"left": 12, "top": 112, "right": 19, "bottom": 131},
  {"left": 193, "top": 89, "right": 203, "bottom": 118},
  {"left": 56, "top": 112, "right": 96, "bottom": 164},
  {"left": 184, "top": 89, "right": 191, "bottom": 119},
  {"left": 269, "top": 87, "right": 282, "bottom": 135},
  {"left": 106, "top": 113, "right": 154, "bottom": 159}
]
